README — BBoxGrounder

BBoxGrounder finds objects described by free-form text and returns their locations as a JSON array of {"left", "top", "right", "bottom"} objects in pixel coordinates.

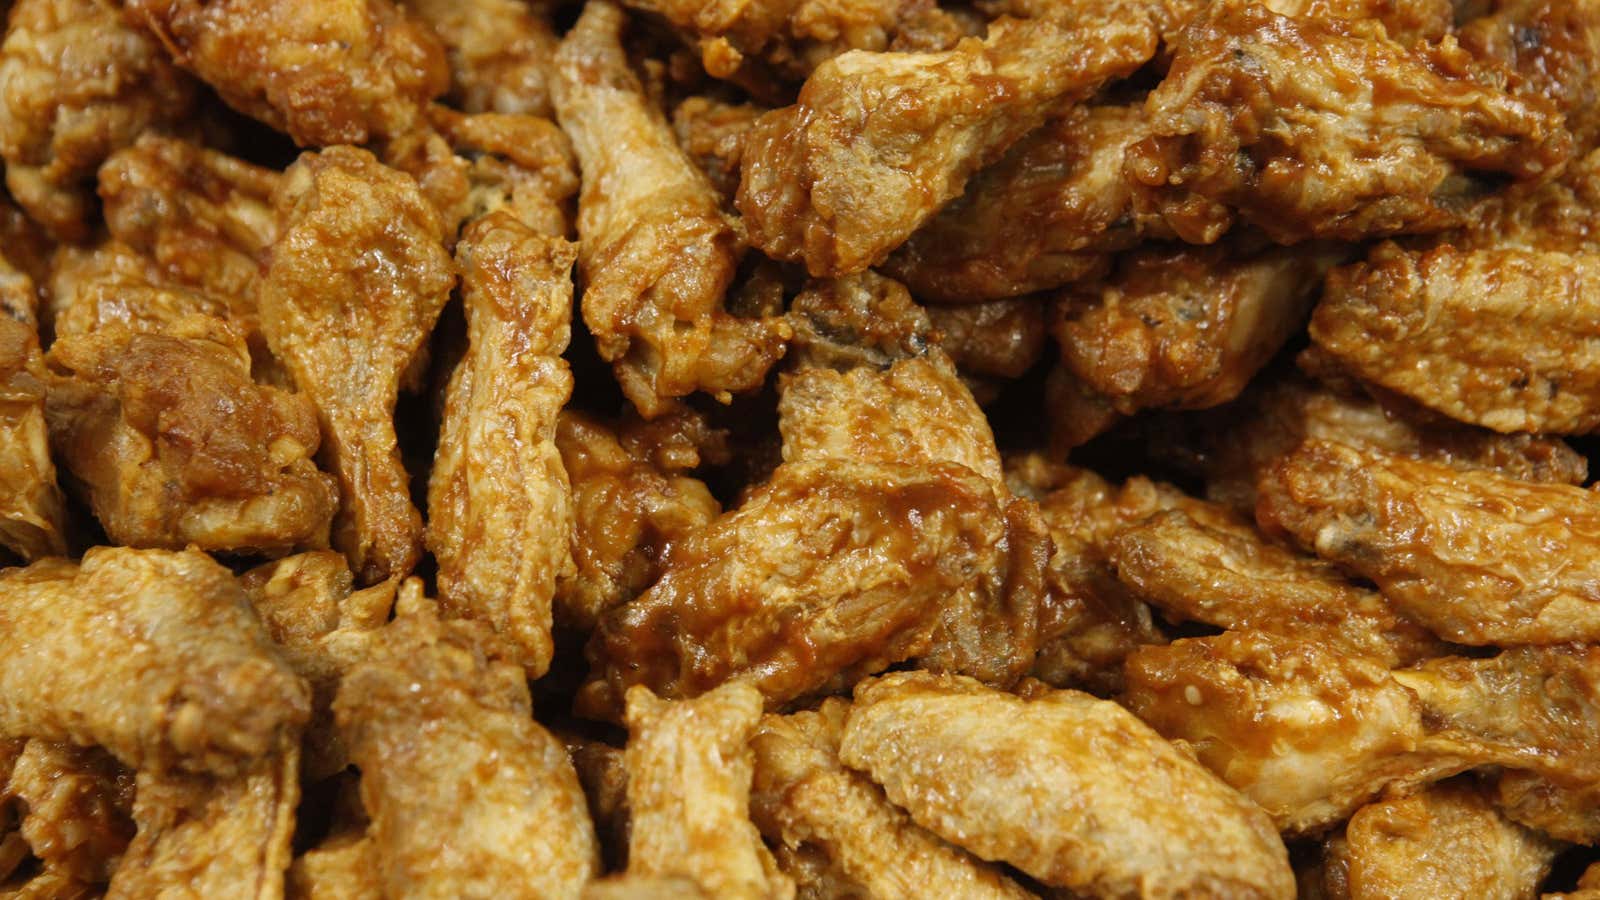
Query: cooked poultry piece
[
  {"left": 620, "top": 684, "right": 792, "bottom": 899},
  {"left": 1461, "top": 0, "right": 1600, "bottom": 153},
  {"left": 402, "top": 0, "right": 560, "bottom": 118},
  {"left": 288, "top": 831, "right": 380, "bottom": 900},
  {"left": 333, "top": 607, "right": 600, "bottom": 900},
  {"left": 427, "top": 213, "right": 575, "bottom": 679},
  {"left": 238, "top": 552, "right": 395, "bottom": 780},
  {"left": 749, "top": 699, "right": 1034, "bottom": 900},
  {"left": 0, "top": 310, "right": 65, "bottom": 561},
  {"left": 47, "top": 243, "right": 240, "bottom": 343},
  {"left": 925, "top": 298, "right": 1047, "bottom": 382},
  {"left": 6, "top": 742, "right": 133, "bottom": 886},
  {"left": 672, "top": 97, "right": 766, "bottom": 202},
  {"left": 1323, "top": 781, "right": 1561, "bottom": 900},
  {"left": 839, "top": 672, "right": 1295, "bottom": 899},
  {"left": 0, "top": 548, "right": 309, "bottom": 777},
  {"left": 106, "top": 747, "right": 299, "bottom": 900},
  {"left": 428, "top": 106, "right": 578, "bottom": 238},
  {"left": 1108, "top": 507, "right": 1445, "bottom": 666},
  {"left": 581, "top": 876, "right": 711, "bottom": 899},
  {"left": 1259, "top": 441, "right": 1600, "bottom": 645},
  {"left": 45, "top": 318, "right": 337, "bottom": 554},
  {"left": 1495, "top": 771, "right": 1600, "bottom": 845},
  {"left": 555, "top": 410, "right": 723, "bottom": 633},
  {"left": 738, "top": 13, "right": 1159, "bottom": 276},
  {"left": 1126, "top": 0, "right": 1573, "bottom": 245},
  {"left": 553, "top": 1, "right": 789, "bottom": 418},
  {"left": 0, "top": 0, "right": 197, "bottom": 240},
  {"left": 884, "top": 104, "right": 1157, "bottom": 302},
  {"left": 781, "top": 268, "right": 933, "bottom": 371},
  {"left": 562, "top": 733, "right": 630, "bottom": 870},
  {"left": 258, "top": 146, "right": 455, "bottom": 584},
  {"left": 124, "top": 0, "right": 448, "bottom": 147}
]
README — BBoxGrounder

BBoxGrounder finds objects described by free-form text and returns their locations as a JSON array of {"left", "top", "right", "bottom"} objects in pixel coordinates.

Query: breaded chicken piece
[
  {"left": 259, "top": 146, "right": 455, "bottom": 584},
  {"left": 0, "top": 0, "right": 197, "bottom": 240},
  {"left": 924, "top": 298, "right": 1048, "bottom": 383},
  {"left": 287, "top": 831, "right": 380, "bottom": 900},
  {"left": 1495, "top": 771, "right": 1600, "bottom": 845},
  {"left": 554, "top": 2, "right": 788, "bottom": 417},
  {"left": 555, "top": 410, "right": 723, "bottom": 633},
  {"left": 561, "top": 733, "right": 630, "bottom": 871},
  {"left": 672, "top": 97, "right": 766, "bottom": 202},
  {"left": 428, "top": 106, "right": 578, "bottom": 238},
  {"left": 1461, "top": 0, "right": 1600, "bottom": 152},
  {"left": 402, "top": 0, "right": 559, "bottom": 118},
  {"left": 621, "top": 684, "right": 792, "bottom": 899},
  {"left": 106, "top": 746, "right": 299, "bottom": 900},
  {"left": 749, "top": 700, "right": 1034, "bottom": 900},
  {"left": 6, "top": 742, "right": 133, "bottom": 886},
  {"left": 333, "top": 608, "right": 600, "bottom": 900},
  {"left": 738, "top": 13, "right": 1158, "bottom": 276},
  {"left": 0, "top": 548, "right": 310, "bottom": 776},
  {"left": 0, "top": 311, "right": 64, "bottom": 561},
  {"left": 124, "top": 0, "right": 448, "bottom": 146},
  {"left": 839, "top": 672, "right": 1294, "bottom": 899},
  {"left": 47, "top": 242, "right": 241, "bottom": 342},
  {"left": 582, "top": 876, "right": 711, "bottom": 899},
  {"left": 1127, "top": 0, "right": 1572, "bottom": 245},
  {"left": 45, "top": 319, "right": 337, "bottom": 554},
  {"left": 1258, "top": 441, "right": 1600, "bottom": 645},
  {"left": 428, "top": 213, "right": 576, "bottom": 679}
]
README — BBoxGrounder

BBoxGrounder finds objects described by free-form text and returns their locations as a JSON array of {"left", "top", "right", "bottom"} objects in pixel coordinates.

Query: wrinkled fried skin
[
  {"left": 1259, "top": 441, "right": 1600, "bottom": 645},
  {"left": 925, "top": 298, "right": 1047, "bottom": 382},
  {"left": 672, "top": 97, "right": 766, "bottom": 202},
  {"left": 738, "top": 15, "right": 1158, "bottom": 276},
  {"left": 0, "top": 0, "right": 197, "bottom": 240},
  {"left": 287, "top": 831, "right": 379, "bottom": 900},
  {"left": 403, "top": 0, "right": 560, "bottom": 118},
  {"left": 839, "top": 672, "right": 1295, "bottom": 898},
  {"left": 125, "top": 0, "right": 448, "bottom": 146},
  {"left": 428, "top": 106, "right": 579, "bottom": 238},
  {"left": 554, "top": 2, "right": 789, "bottom": 417},
  {"left": 45, "top": 320, "right": 337, "bottom": 554},
  {"left": 0, "top": 548, "right": 309, "bottom": 777},
  {"left": 259, "top": 146, "right": 455, "bottom": 584},
  {"left": 1461, "top": 0, "right": 1600, "bottom": 153},
  {"left": 621, "top": 684, "right": 792, "bottom": 899},
  {"left": 333, "top": 609, "right": 600, "bottom": 900},
  {"left": 1495, "top": 771, "right": 1600, "bottom": 845},
  {"left": 0, "top": 312, "right": 65, "bottom": 561},
  {"left": 6, "top": 742, "right": 133, "bottom": 886},
  {"left": 47, "top": 243, "right": 240, "bottom": 344},
  {"left": 1126, "top": 0, "right": 1572, "bottom": 245}
]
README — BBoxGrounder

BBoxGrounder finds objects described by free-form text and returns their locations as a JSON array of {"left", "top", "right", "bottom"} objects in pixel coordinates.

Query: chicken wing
[
  {"left": 0, "top": 548, "right": 309, "bottom": 776},
  {"left": 1461, "top": 0, "right": 1600, "bottom": 153},
  {"left": 1258, "top": 441, "right": 1600, "bottom": 645},
  {"left": 258, "top": 146, "right": 455, "bottom": 584},
  {"left": 672, "top": 97, "right": 765, "bottom": 202},
  {"left": 427, "top": 106, "right": 578, "bottom": 238},
  {"left": 924, "top": 298, "right": 1047, "bottom": 383},
  {"left": 553, "top": 2, "right": 789, "bottom": 418},
  {"left": 1495, "top": 771, "right": 1600, "bottom": 845},
  {"left": 838, "top": 672, "right": 1295, "bottom": 898},
  {"left": 333, "top": 608, "right": 600, "bottom": 899},
  {"left": 1126, "top": 0, "right": 1572, "bottom": 245},
  {"left": 621, "top": 684, "right": 792, "bottom": 900},
  {"left": 124, "top": 0, "right": 448, "bottom": 146},
  {"left": 287, "top": 831, "right": 379, "bottom": 900},
  {"left": 738, "top": 13, "right": 1158, "bottom": 276},
  {"left": 6, "top": 742, "right": 133, "bottom": 886},
  {"left": 0, "top": 0, "right": 197, "bottom": 240},
  {"left": 402, "top": 0, "right": 559, "bottom": 118},
  {"left": 0, "top": 310, "right": 64, "bottom": 561}
]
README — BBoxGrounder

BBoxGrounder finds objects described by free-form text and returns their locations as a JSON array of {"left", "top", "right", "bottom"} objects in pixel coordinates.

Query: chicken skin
[
  {"left": 6, "top": 741, "right": 133, "bottom": 887},
  {"left": 403, "top": 0, "right": 560, "bottom": 118},
  {"left": 0, "top": 309, "right": 64, "bottom": 561}
]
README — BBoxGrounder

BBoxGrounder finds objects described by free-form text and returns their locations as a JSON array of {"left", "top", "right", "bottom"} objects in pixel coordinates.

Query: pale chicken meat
[
  {"left": 0, "top": 548, "right": 310, "bottom": 777},
  {"left": 0, "top": 309, "right": 65, "bottom": 561},
  {"left": 258, "top": 146, "right": 456, "bottom": 584},
  {"left": 553, "top": 1, "right": 789, "bottom": 417},
  {"left": 5, "top": 742, "right": 133, "bottom": 887},
  {"left": 1258, "top": 441, "right": 1600, "bottom": 645},
  {"left": 620, "top": 684, "right": 793, "bottom": 900},
  {"left": 124, "top": 0, "right": 448, "bottom": 146},
  {"left": 0, "top": 0, "right": 197, "bottom": 240},
  {"left": 738, "top": 13, "right": 1159, "bottom": 276},
  {"left": 333, "top": 608, "right": 600, "bottom": 900},
  {"left": 402, "top": 0, "right": 560, "bottom": 118},
  {"left": 838, "top": 672, "right": 1295, "bottom": 899},
  {"left": 427, "top": 212, "right": 576, "bottom": 679}
]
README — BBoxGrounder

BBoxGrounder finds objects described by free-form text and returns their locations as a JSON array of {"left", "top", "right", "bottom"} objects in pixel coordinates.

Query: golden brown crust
[
  {"left": 6, "top": 742, "right": 133, "bottom": 886},
  {"left": 0, "top": 311, "right": 65, "bottom": 561},
  {"left": 403, "top": 0, "right": 560, "bottom": 118}
]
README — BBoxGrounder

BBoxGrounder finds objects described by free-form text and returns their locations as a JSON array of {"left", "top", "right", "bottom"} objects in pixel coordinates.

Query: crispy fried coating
[
  {"left": 427, "top": 213, "right": 576, "bottom": 678},
  {"left": 672, "top": 97, "right": 765, "bottom": 202},
  {"left": 45, "top": 320, "right": 337, "bottom": 554},
  {"left": 106, "top": 747, "right": 299, "bottom": 900},
  {"left": 0, "top": 311, "right": 64, "bottom": 561},
  {"left": 554, "top": 2, "right": 789, "bottom": 417},
  {"left": 562, "top": 733, "right": 630, "bottom": 870},
  {"left": 0, "top": 548, "right": 309, "bottom": 776},
  {"left": 1461, "top": 0, "right": 1600, "bottom": 152},
  {"left": 259, "top": 146, "right": 455, "bottom": 584},
  {"left": 7, "top": 742, "right": 133, "bottom": 885},
  {"left": 0, "top": 0, "right": 197, "bottom": 240},
  {"left": 582, "top": 876, "right": 711, "bottom": 899},
  {"left": 428, "top": 106, "right": 578, "bottom": 238},
  {"left": 749, "top": 700, "right": 1033, "bottom": 900},
  {"left": 738, "top": 14, "right": 1158, "bottom": 276},
  {"left": 287, "top": 832, "right": 379, "bottom": 900},
  {"left": 47, "top": 242, "right": 240, "bottom": 343},
  {"left": 924, "top": 298, "right": 1047, "bottom": 382},
  {"left": 403, "top": 0, "right": 559, "bottom": 118},
  {"left": 839, "top": 672, "right": 1294, "bottom": 898},
  {"left": 1495, "top": 772, "right": 1600, "bottom": 845},
  {"left": 333, "top": 609, "right": 600, "bottom": 900},
  {"left": 1127, "top": 0, "right": 1572, "bottom": 245},
  {"left": 1259, "top": 441, "right": 1600, "bottom": 645},
  {"left": 621, "top": 684, "right": 792, "bottom": 899},
  {"left": 124, "top": 0, "right": 448, "bottom": 146}
]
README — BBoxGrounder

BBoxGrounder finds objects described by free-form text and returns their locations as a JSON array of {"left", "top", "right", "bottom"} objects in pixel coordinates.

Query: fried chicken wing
[
  {"left": 838, "top": 672, "right": 1294, "bottom": 898},
  {"left": 1461, "top": 0, "right": 1600, "bottom": 152},
  {"left": 427, "top": 212, "right": 575, "bottom": 678},
  {"left": 621, "top": 684, "right": 792, "bottom": 899},
  {"left": 333, "top": 608, "right": 600, "bottom": 899},
  {"left": 1258, "top": 441, "right": 1600, "bottom": 645},
  {"left": 1127, "top": 0, "right": 1572, "bottom": 245},
  {"left": 738, "top": 14, "right": 1158, "bottom": 276},
  {"left": 1495, "top": 771, "right": 1600, "bottom": 844},
  {"left": 124, "top": 0, "right": 448, "bottom": 146},
  {"left": 259, "top": 146, "right": 455, "bottom": 584},
  {"left": 402, "top": 0, "right": 559, "bottom": 118},
  {"left": 0, "top": 311, "right": 64, "bottom": 561},
  {"left": 672, "top": 97, "right": 765, "bottom": 202},
  {"left": 6, "top": 742, "right": 133, "bottom": 886},
  {"left": 749, "top": 700, "right": 1033, "bottom": 900},
  {"left": 554, "top": 2, "right": 789, "bottom": 417},
  {"left": 582, "top": 876, "right": 711, "bottom": 899},
  {"left": 0, "top": 548, "right": 309, "bottom": 776},
  {"left": 287, "top": 831, "right": 379, "bottom": 900},
  {"left": 428, "top": 106, "right": 578, "bottom": 238},
  {"left": 48, "top": 243, "right": 237, "bottom": 342},
  {"left": 924, "top": 298, "right": 1047, "bottom": 382},
  {"left": 0, "top": 0, "right": 197, "bottom": 240}
]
